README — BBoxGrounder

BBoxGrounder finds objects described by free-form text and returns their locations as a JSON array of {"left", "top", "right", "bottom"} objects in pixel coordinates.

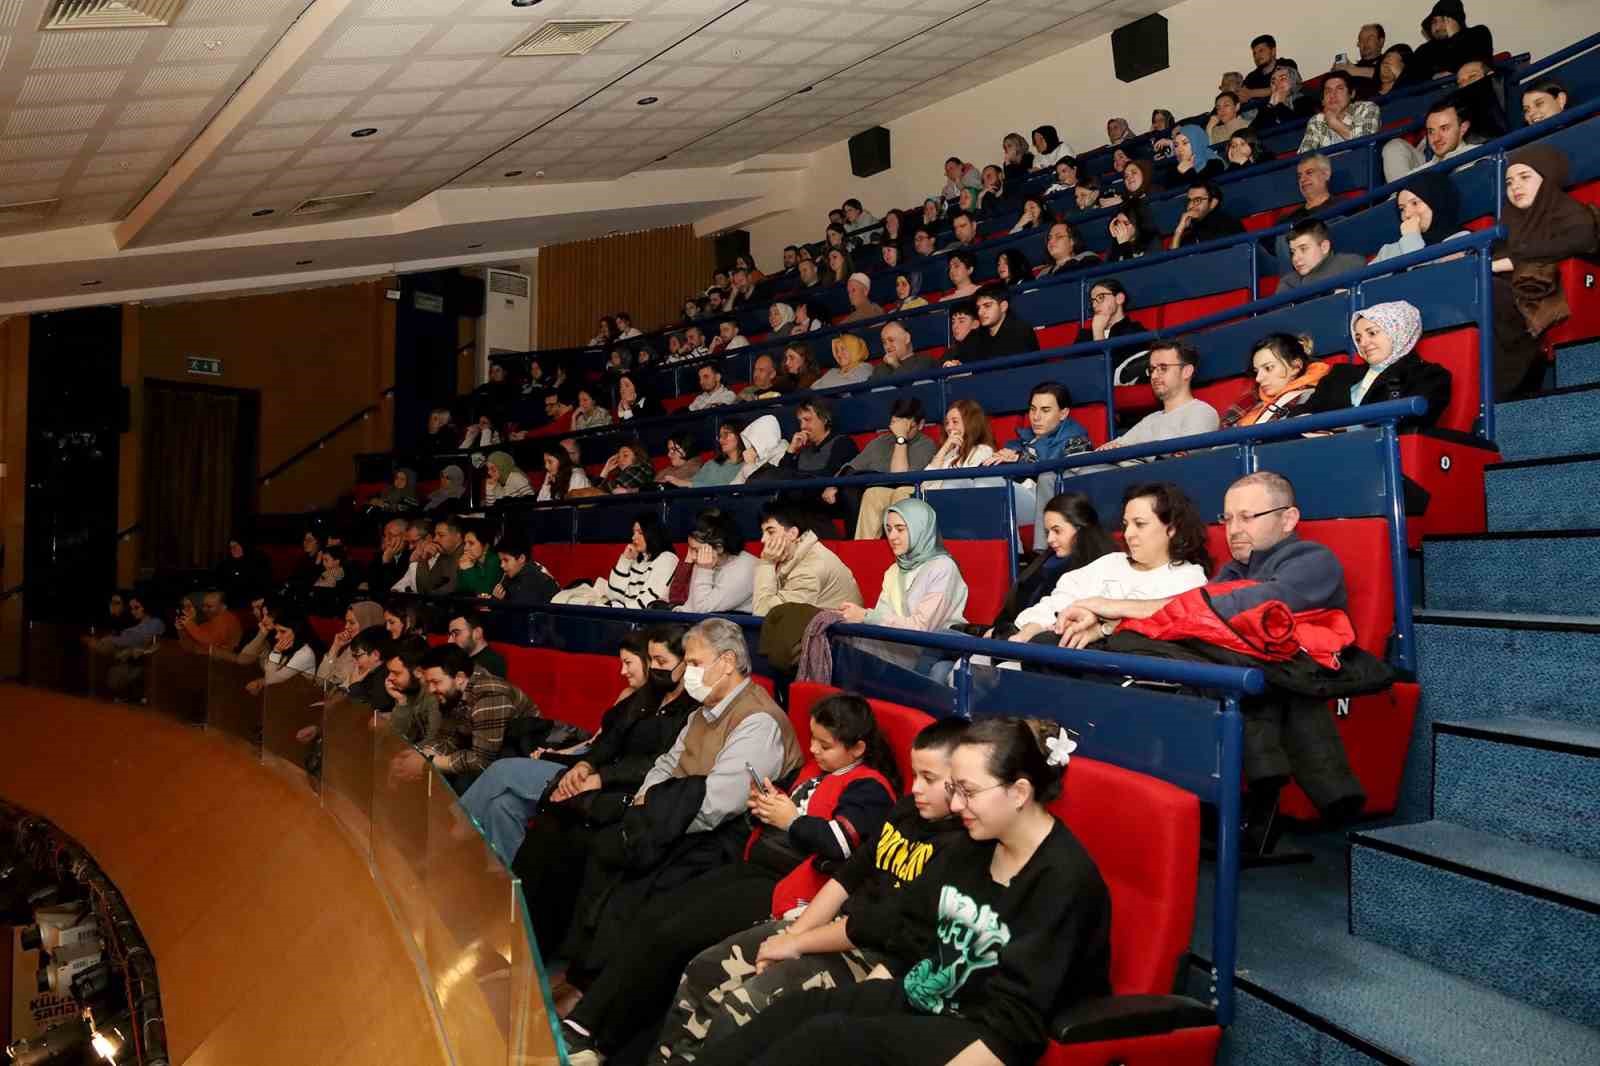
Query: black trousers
[
  {"left": 1241, "top": 692, "right": 1363, "bottom": 813},
  {"left": 690, "top": 979, "right": 994, "bottom": 1066},
  {"left": 1491, "top": 276, "right": 1547, "bottom": 400},
  {"left": 568, "top": 862, "right": 778, "bottom": 1055},
  {"left": 511, "top": 812, "right": 596, "bottom": 954}
]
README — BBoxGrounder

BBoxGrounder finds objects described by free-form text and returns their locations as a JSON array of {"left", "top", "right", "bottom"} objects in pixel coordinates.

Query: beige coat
[{"left": 752, "top": 532, "right": 863, "bottom": 616}]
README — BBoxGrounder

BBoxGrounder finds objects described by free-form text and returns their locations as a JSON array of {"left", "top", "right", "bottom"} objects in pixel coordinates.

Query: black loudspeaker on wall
[
  {"left": 848, "top": 127, "right": 892, "bottom": 178},
  {"left": 714, "top": 229, "right": 751, "bottom": 270},
  {"left": 1111, "top": 14, "right": 1169, "bottom": 83}
]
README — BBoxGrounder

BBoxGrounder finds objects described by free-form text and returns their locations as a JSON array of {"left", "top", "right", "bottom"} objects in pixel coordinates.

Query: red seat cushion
[
  {"left": 944, "top": 540, "right": 1010, "bottom": 623},
  {"left": 352, "top": 481, "right": 388, "bottom": 507},
  {"left": 309, "top": 615, "right": 345, "bottom": 647},
  {"left": 538, "top": 543, "right": 621, "bottom": 587},
  {"left": 262, "top": 544, "right": 307, "bottom": 583},
  {"left": 1414, "top": 326, "right": 1482, "bottom": 435},
  {"left": 1278, "top": 682, "right": 1420, "bottom": 821},
  {"left": 1037, "top": 322, "right": 1079, "bottom": 350},
  {"left": 1399, "top": 434, "right": 1501, "bottom": 547},
  {"left": 1160, "top": 289, "right": 1249, "bottom": 331},
  {"left": 785, "top": 681, "right": 933, "bottom": 795}
]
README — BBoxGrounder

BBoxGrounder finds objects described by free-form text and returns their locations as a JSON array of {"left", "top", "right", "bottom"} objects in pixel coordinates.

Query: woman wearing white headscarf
[
  {"left": 767, "top": 302, "right": 798, "bottom": 339},
  {"left": 731, "top": 415, "right": 788, "bottom": 485},
  {"left": 1305, "top": 300, "right": 1453, "bottom": 429}
]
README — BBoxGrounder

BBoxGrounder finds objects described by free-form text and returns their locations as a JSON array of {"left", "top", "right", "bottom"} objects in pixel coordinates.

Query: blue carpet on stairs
[
  {"left": 1485, "top": 457, "right": 1600, "bottom": 532},
  {"left": 1493, "top": 388, "right": 1600, "bottom": 463},
  {"left": 1556, "top": 340, "right": 1600, "bottom": 388},
  {"left": 1434, "top": 726, "right": 1600, "bottom": 860},
  {"left": 1406, "top": 620, "right": 1600, "bottom": 818},
  {"left": 1192, "top": 831, "right": 1600, "bottom": 1066},
  {"left": 1424, "top": 536, "right": 1600, "bottom": 613},
  {"left": 1349, "top": 838, "right": 1600, "bottom": 1028}
]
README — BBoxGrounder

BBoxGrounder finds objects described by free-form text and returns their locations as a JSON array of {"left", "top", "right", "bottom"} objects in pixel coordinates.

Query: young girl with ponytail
[
  {"left": 561, "top": 694, "right": 899, "bottom": 1065},
  {"left": 685, "top": 717, "right": 1112, "bottom": 1066}
]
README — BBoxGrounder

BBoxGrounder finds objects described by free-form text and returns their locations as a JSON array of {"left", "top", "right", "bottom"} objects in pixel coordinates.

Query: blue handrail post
[
  {"left": 954, "top": 656, "right": 974, "bottom": 718},
  {"left": 1379, "top": 423, "right": 1416, "bottom": 673},
  {"left": 1213, "top": 696, "right": 1246, "bottom": 1026},
  {"left": 1476, "top": 245, "right": 1497, "bottom": 441}
]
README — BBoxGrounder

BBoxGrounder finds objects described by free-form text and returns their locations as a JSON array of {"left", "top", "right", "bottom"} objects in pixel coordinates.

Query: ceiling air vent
[
  {"left": 42, "top": 0, "right": 187, "bottom": 30},
  {"left": 505, "top": 20, "right": 629, "bottom": 58},
  {"left": 0, "top": 198, "right": 60, "bottom": 225},
  {"left": 488, "top": 269, "right": 529, "bottom": 298},
  {"left": 291, "top": 191, "right": 376, "bottom": 217}
]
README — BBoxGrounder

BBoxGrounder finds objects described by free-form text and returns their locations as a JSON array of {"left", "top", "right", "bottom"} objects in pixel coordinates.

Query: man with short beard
[
  {"left": 381, "top": 644, "right": 440, "bottom": 745},
  {"left": 413, "top": 644, "right": 539, "bottom": 784}
]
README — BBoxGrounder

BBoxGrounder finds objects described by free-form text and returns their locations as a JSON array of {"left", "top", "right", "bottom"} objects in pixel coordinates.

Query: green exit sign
[{"left": 186, "top": 357, "right": 222, "bottom": 376}]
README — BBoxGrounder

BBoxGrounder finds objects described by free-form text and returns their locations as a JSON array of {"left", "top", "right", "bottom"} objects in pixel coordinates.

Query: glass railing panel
[
  {"left": 319, "top": 689, "right": 377, "bottom": 863},
  {"left": 145, "top": 643, "right": 210, "bottom": 724},
  {"left": 372, "top": 724, "right": 431, "bottom": 962},
  {"left": 422, "top": 767, "right": 514, "bottom": 1065},
  {"left": 24, "top": 622, "right": 91, "bottom": 696},
  {"left": 260, "top": 669, "right": 325, "bottom": 794},
  {"left": 204, "top": 652, "right": 263, "bottom": 753},
  {"left": 510, "top": 891, "right": 566, "bottom": 1066}
]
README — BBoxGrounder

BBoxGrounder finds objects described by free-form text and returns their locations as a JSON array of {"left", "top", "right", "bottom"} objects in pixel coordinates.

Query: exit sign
[{"left": 186, "top": 357, "right": 222, "bottom": 376}]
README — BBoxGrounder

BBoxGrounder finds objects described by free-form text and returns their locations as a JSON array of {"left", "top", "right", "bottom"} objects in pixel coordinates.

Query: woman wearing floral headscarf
[
  {"left": 1305, "top": 300, "right": 1452, "bottom": 429},
  {"left": 838, "top": 498, "right": 969, "bottom": 669},
  {"left": 1489, "top": 145, "right": 1600, "bottom": 399}
]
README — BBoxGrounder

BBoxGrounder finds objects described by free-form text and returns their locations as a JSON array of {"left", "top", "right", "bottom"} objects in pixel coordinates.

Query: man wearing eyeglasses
[
  {"left": 1092, "top": 340, "right": 1219, "bottom": 460},
  {"left": 1212, "top": 470, "right": 1366, "bottom": 847},
  {"left": 1171, "top": 178, "right": 1245, "bottom": 249}
]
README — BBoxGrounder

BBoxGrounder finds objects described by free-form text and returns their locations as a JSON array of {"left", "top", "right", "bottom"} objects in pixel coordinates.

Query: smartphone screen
[{"left": 746, "top": 762, "right": 767, "bottom": 793}]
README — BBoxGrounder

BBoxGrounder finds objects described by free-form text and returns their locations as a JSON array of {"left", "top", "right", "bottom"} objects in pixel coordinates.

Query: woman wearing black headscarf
[
  {"left": 1489, "top": 146, "right": 1600, "bottom": 399},
  {"left": 1373, "top": 171, "right": 1469, "bottom": 263},
  {"left": 1031, "top": 125, "right": 1071, "bottom": 169},
  {"left": 217, "top": 536, "right": 273, "bottom": 604}
]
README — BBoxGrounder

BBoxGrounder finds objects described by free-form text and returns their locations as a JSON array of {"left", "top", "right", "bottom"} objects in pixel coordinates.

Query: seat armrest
[{"left": 1052, "top": 994, "right": 1216, "bottom": 1044}]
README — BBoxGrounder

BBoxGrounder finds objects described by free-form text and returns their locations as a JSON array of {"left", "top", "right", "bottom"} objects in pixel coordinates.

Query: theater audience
[
  {"left": 536, "top": 446, "right": 593, "bottom": 501},
  {"left": 1240, "top": 33, "right": 1296, "bottom": 102},
  {"left": 1384, "top": 96, "right": 1480, "bottom": 183},
  {"left": 453, "top": 522, "right": 503, "bottom": 597},
  {"left": 754, "top": 502, "right": 864, "bottom": 616},
  {"left": 1095, "top": 340, "right": 1221, "bottom": 455},
  {"left": 571, "top": 387, "right": 612, "bottom": 431},
  {"left": 658, "top": 432, "right": 705, "bottom": 485},
  {"left": 828, "top": 398, "right": 937, "bottom": 538},
  {"left": 985, "top": 382, "right": 1093, "bottom": 551},
  {"left": 676, "top": 509, "right": 758, "bottom": 614},
  {"left": 559, "top": 692, "right": 897, "bottom": 1065},
  {"left": 491, "top": 534, "right": 559, "bottom": 606},
  {"left": 1372, "top": 170, "right": 1470, "bottom": 263},
  {"left": 841, "top": 273, "right": 885, "bottom": 324},
  {"left": 1251, "top": 64, "right": 1315, "bottom": 130},
  {"left": 423, "top": 465, "right": 467, "bottom": 512},
  {"left": 1172, "top": 124, "right": 1225, "bottom": 179},
  {"left": 689, "top": 364, "right": 737, "bottom": 411},
  {"left": 316, "top": 600, "right": 385, "bottom": 687},
  {"left": 813, "top": 335, "right": 873, "bottom": 390},
  {"left": 1221, "top": 333, "right": 1330, "bottom": 427},
  {"left": 1206, "top": 91, "right": 1251, "bottom": 144},
  {"left": 176, "top": 587, "right": 242, "bottom": 655},
  {"left": 654, "top": 717, "right": 969, "bottom": 1065},
  {"left": 385, "top": 520, "right": 431, "bottom": 594},
  {"left": 977, "top": 165, "right": 1012, "bottom": 215},
  {"left": 1330, "top": 22, "right": 1387, "bottom": 90},
  {"left": 975, "top": 493, "right": 1119, "bottom": 641},
  {"left": 712, "top": 320, "right": 750, "bottom": 354},
  {"left": 870, "top": 321, "right": 935, "bottom": 380},
  {"left": 461, "top": 414, "right": 501, "bottom": 450},
  {"left": 1408, "top": 0, "right": 1494, "bottom": 83},
  {"left": 1015, "top": 482, "right": 1212, "bottom": 648},
  {"left": 1009, "top": 196, "right": 1049, "bottom": 235},
  {"left": 1280, "top": 154, "right": 1335, "bottom": 225},
  {"left": 1118, "top": 158, "right": 1160, "bottom": 207},
  {"left": 412, "top": 643, "right": 538, "bottom": 783},
  {"left": 1298, "top": 72, "right": 1381, "bottom": 153},
  {"left": 670, "top": 422, "right": 743, "bottom": 489},
  {"left": 370, "top": 468, "right": 419, "bottom": 512},
  {"left": 1454, "top": 58, "right": 1508, "bottom": 140},
  {"left": 341, "top": 626, "right": 396, "bottom": 711},
  {"left": 1077, "top": 279, "right": 1142, "bottom": 343},
  {"left": 1279, "top": 219, "right": 1367, "bottom": 291},
  {"left": 777, "top": 398, "right": 859, "bottom": 489},
  {"left": 944, "top": 250, "right": 981, "bottom": 299},
  {"left": 1172, "top": 178, "right": 1246, "bottom": 248},
  {"left": 683, "top": 717, "right": 1110, "bottom": 1066},
  {"left": 381, "top": 642, "right": 439, "bottom": 745},
  {"left": 794, "top": 300, "right": 826, "bottom": 334},
  {"left": 1037, "top": 221, "right": 1097, "bottom": 277},
  {"left": 734, "top": 416, "right": 790, "bottom": 485},
  {"left": 838, "top": 499, "right": 968, "bottom": 669},
  {"left": 1106, "top": 206, "right": 1161, "bottom": 262},
  {"left": 1374, "top": 44, "right": 1411, "bottom": 100},
  {"left": 414, "top": 516, "right": 462, "bottom": 597},
  {"left": 89, "top": 593, "right": 166, "bottom": 699},
  {"left": 553, "top": 514, "right": 678, "bottom": 609},
  {"left": 313, "top": 543, "right": 348, "bottom": 591},
  {"left": 1074, "top": 179, "right": 1101, "bottom": 212},
  {"left": 894, "top": 272, "right": 928, "bottom": 310},
  {"left": 245, "top": 612, "right": 322, "bottom": 693},
  {"left": 922, "top": 400, "right": 999, "bottom": 491},
  {"left": 1105, "top": 116, "right": 1134, "bottom": 144},
  {"left": 423, "top": 407, "right": 457, "bottom": 451},
  {"left": 879, "top": 209, "right": 909, "bottom": 257},
  {"left": 734, "top": 355, "right": 781, "bottom": 402},
  {"left": 823, "top": 248, "right": 854, "bottom": 287},
  {"left": 1490, "top": 146, "right": 1600, "bottom": 398},
  {"left": 995, "top": 248, "right": 1034, "bottom": 286},
  {"left": 484, "top": 451, "right": 535, "bottom": 504},
  {"left": 940, "top": 156, "right": 983, "bottom": 201},
  {"left": 1521, "top": 77, "right": 1569, "bottom": 125},
  {"left": 951, "top": 287, "right": 1042, "bottom": 365},
  {"left": 946, "top": 210, "right": 979, "bottom": 252},
  {"left": 1031, "top": 124, "right": 1071, "bottom": 167},
  {"left": 1045, "top": 157, "right": 1079, "bottom": 196},
  {"left": 216, "top": 537, "right": 272, "bottom": 604},
  {"left": 1305, "top": 301, "right": 1453, "bottom": 427}
]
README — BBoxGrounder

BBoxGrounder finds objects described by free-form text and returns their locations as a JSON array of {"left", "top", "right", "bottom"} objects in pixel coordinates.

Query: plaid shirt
[
  {"left": 1297, "top": 101, "right": 1381, "bottom": 153},
  {"left": 420, "top": 667, "right": 538, "bottom": 774}
]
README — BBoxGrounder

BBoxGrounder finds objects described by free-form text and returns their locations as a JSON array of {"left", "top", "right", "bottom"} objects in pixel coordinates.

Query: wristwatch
[
  {"left": 894, "top": 435, "right": 908, "bottom": 446},
  {"left": 1099, "top": 620, "right": 1116, "bottom": 637}
]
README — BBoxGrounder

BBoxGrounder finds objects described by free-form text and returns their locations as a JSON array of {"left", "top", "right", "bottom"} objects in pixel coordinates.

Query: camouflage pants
[{"left": 655, "top": 918, "right": 888, "bottom": 1063}]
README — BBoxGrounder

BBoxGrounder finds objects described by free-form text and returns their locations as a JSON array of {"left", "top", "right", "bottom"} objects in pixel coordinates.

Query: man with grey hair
[
  {"left": 869, "top": 320, "right": 935, "bottom": 379},
  {"left": 636, "top": 618, "right": 802, "bottom": 832}
]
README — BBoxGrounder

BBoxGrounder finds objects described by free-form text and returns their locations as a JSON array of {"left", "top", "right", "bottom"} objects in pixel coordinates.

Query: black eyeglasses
[{"left": 1218, "top": 506, "right": 1290, "bottom": 525}]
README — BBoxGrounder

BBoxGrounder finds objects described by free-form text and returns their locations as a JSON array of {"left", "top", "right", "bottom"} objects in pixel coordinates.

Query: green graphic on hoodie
[{"left": 903, "top": 884, "right": 1011, "bottom": 1014}]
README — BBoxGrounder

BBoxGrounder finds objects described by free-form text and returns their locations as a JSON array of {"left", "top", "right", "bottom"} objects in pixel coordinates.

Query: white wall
[{"left": 746, "top": 0, "right": 1590, "bottom": 268}]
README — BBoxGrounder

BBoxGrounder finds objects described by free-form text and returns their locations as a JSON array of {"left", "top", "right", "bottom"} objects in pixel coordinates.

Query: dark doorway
[{"left": 140, "top": 381, "right": 260, "bottom": 574}]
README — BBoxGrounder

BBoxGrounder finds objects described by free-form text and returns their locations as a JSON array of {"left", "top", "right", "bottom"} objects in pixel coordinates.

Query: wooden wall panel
[
  {"left": 535, "top": 224, "right": 715, "bottom": 348},
  {"left": 0, "top": 317, "right": 28, "bottom": 679}
]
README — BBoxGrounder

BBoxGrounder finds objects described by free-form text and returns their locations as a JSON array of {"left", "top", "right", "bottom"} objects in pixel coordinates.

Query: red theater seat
[
  {"left": 1415, "top": 327, "right": 1482, "bottom": 435},
  {"left": 352, "top": 481, "right": 388, "bottom": 508},
  {"left": 786, "top": 681, "right": 933, "bottom": 794},
  {"left": 538, "top": 543, "right": 624, "bottom": 588},
  {"left": 1161, "top": 289, "right": 1249, "bottom": 330},
  {"left": 1278, "top": 682, "right": 1420, "bottom": 820},
  {"left": 1400, "top": 433, "right": 1501, "bottom": 546}
]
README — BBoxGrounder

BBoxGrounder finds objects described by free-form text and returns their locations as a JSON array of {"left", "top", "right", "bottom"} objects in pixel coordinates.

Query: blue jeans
[{"left": 459, "top": 756, "right": 568, "bottom": 863}]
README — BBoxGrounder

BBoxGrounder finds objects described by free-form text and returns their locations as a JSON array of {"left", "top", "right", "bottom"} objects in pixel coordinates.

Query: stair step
[
  {"left": 1349, "top": 820, "right": 1600, "bottom": 1029},
  {"left": 1193, "top": 830, "right": 1600, "bottom": 1066},
  {"left": 1484, "top": 453, "right": 1600, "bottom": 532},
  {"left": 1422, "top": 530, "right": 1600, "bottom": 614},
  {"left": 1493, "top": 382, "right": 1600, "bottom": 463},
  {"left": 1404, "top": 613, "right": 1600, "bottom": 819},
  {"left": 1555, "top": 339, "right": 1600, "bottom": 388},
  {"left": 1433, "top": 717, "right": 1600, "bottom": 862}
]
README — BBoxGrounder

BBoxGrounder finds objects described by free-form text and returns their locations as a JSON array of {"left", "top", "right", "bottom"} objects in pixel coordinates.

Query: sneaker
[{"left": 562, "top": 1022, "right": 602, "bottom": 1065}]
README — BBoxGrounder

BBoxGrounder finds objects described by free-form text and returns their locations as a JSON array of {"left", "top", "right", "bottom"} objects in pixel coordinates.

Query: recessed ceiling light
[
  {"left": 503, "top": 169, "right": 524, "bottom": 177},
  {"left": 534, "top": 169, "right": 546, "bottom": 178},
  {"left": 467, "top": 243, "right": 484, "bottom": 249},
  {"left": 350, "top": 127, "right": 379, "bottom": 138},
  {"left": 636, "top": 96, "right": 658, "bottom": 106},
  {"left": 654, "top": 155, "right": 669, "bottom": 162},
  {"left": 81, "top": 280, "right": 101, "bottom": 287},
  {"left": 796, "top": 85, "right": 814, "bottom": 94},
  {"left": 509, "top": 0, "right": 543, "bottom": 7},
  {"left": 204, "top": 39, "right": 224, "bottom": 50},
  {"left": 251, "top": 207, "right": 274, "bottom": 217},
  {"left": 295, "top": 259, "right": 314, "bottom": 265}
]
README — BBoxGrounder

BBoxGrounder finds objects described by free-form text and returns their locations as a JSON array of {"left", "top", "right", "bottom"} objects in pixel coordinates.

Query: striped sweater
[{"left": 604, "top": 551, "right": 679, "bottom": 610}]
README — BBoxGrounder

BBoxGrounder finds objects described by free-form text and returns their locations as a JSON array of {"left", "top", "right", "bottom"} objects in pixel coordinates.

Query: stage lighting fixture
[{"left": 4, "top": 1018, "right": 90, "bottom": 1066}]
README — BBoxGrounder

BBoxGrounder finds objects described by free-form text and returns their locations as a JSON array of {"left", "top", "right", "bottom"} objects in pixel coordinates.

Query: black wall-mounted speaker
[
  {"left": 1111, "top": 14, "right": 1169, "bottom": 83},
  {"left": 848, "top": 126, "right": 892, "bottom": 178}
]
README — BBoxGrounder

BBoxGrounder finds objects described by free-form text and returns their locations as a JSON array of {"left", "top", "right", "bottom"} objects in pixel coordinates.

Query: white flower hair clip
[{"left": 1044, "top": 728, "right": 1078, "bottom": 768}]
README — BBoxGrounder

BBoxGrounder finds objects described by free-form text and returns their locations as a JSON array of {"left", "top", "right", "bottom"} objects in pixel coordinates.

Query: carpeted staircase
[{"left": 1201, "top": 342, "right": 1600, "bottom": 1064}]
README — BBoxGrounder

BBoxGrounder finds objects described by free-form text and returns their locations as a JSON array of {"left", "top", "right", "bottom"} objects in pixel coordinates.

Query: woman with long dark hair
[
  {"left": 1013, "top": 482, "right": 1211, "bottom": 648},
  {"left": 981, "top": 493, "right": 1120, "bottom": 640},
  {"left": 536, "top": 444, "right": 592, "bottom": 502}
]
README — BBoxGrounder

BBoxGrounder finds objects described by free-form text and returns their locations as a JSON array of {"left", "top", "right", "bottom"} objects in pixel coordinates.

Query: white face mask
[{"left": 682, "top": 659, "right": 719, "bottom": 702}]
